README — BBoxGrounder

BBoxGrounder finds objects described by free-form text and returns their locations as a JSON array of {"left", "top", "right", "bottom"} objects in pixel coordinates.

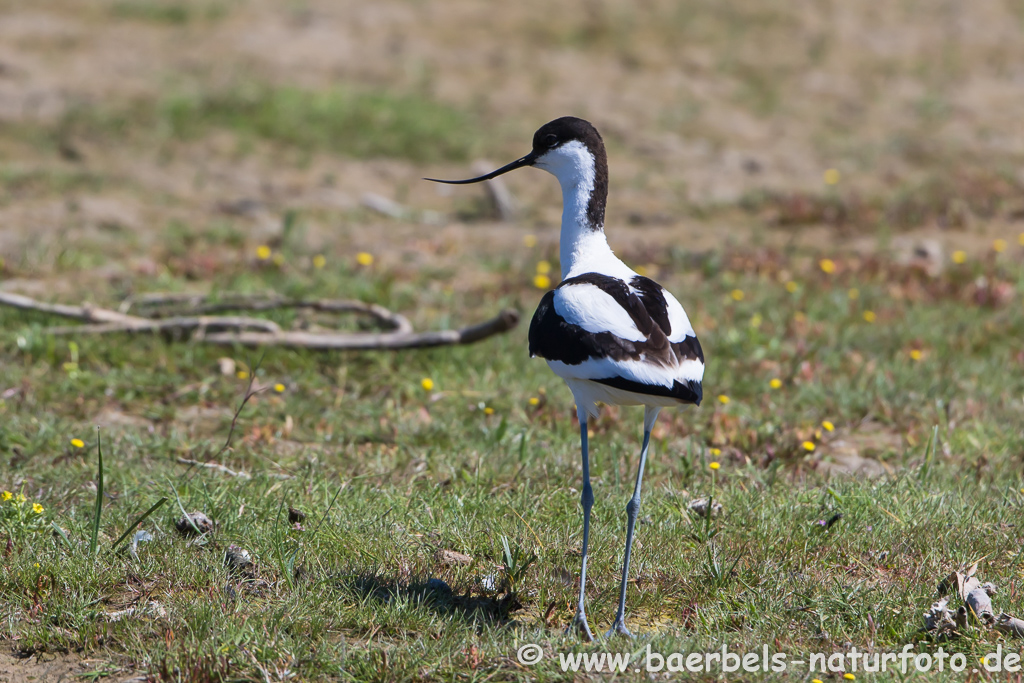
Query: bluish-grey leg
[
  {"left": 607, "top": 406, "right": 661, "bottom": 638},
  {"left": 568, "top": 407, "right": 595, "bottom": 641}
]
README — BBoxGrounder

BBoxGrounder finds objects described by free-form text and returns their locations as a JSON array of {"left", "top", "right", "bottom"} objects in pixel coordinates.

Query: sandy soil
[{"left": 0, "top": 650, "right": 89, "bottom": 683}]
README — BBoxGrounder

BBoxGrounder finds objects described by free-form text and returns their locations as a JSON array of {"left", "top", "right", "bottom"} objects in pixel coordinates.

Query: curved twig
[
  {"left": 0, "top": 292, "right": 148, "bottom": 325},
  {"left": 47, "top": 316, "right": 282, "bottom": 336},
  {"left": 0, "top": 291, "right": 518, "bottom": 350},
  {"left": 120, "top": 293, "right": 412, "bottom": 333},
  {"left": 201, "top": 308, "right": 520, "bottom": 349}
]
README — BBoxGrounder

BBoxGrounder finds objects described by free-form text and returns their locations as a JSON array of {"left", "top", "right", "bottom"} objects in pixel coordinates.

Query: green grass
[
  {"left": 110, "top": 0, "right": 227, "bottom": 24},
  {"left": 2, "top": 232, "right": 1024, "bottom": 680},
  {"left": 51, "top": 85, "right": 479, "bottom": 163}
]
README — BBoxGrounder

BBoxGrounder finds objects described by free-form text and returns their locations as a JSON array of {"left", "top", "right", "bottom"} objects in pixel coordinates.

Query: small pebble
[
  {"left": 689, "top": 498, "right": 723, "bottom": 519},
  {"left": 436, "top": 548, "right": 473, "bottom": 566},
  {"left": 175, "top": 511, "right": 214, "bottom": 536},
  {"left": 224, "top": 544, "right": 254, "bottom": 574}
]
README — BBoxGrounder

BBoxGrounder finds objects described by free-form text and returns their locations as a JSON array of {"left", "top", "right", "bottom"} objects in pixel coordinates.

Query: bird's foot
[
  {"left": 566, "top": 610, "right": 595, "bottom": 642},
  {"left": 604, "top": 619, "right": 634, "bottom": 639}
]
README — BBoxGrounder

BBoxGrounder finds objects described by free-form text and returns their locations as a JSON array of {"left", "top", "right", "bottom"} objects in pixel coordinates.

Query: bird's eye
[{"left": 544, "top": 133, "right": 558, "bottom": 146}]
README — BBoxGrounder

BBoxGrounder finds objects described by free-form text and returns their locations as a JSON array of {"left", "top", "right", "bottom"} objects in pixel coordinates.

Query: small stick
[
  {"left": 0, "top": 292, "right": 147, "bottom": 325},
  {"left": 47, "top": 316, "right": 282, "bottom": 336},
  {"left": 121, "top": 294, "right": 412, "bottom": 333},
  {"left": 472, "top": 160, "right": 520, "bottom": 221},
  {"left": 176, "top": 458, "right": 251, "bottom": 479},
  {"left": 201, "top": 309, "right": 520, "bottom": 349}
]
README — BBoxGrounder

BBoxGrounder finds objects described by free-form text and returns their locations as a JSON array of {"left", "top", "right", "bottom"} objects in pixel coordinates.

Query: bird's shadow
[{"left": 340, "top": 572, "right": 524, "bottom": 626}]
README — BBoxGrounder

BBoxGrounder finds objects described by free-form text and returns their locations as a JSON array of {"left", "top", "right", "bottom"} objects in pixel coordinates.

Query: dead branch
[
  {"left": 177, "top": 458, "right": 252, "bottom": 479},
  {"left": 47, "top": 316, "right": 282, "bottom": 336},
  {"left": 119, "top": 293, "right": 412, "bottom": 333},
  {"left": 0, "top": 291, "right": 518, "bottom": 350},
  {"left": 472, "top": 160, "right": 520, "bottom": 221},
  {"left": 201, "top": 308, "right": 519, "bottom": 349},
  {"left": 0, "top": 291, "right": 147, "bottom": 325},
  {"left": 177, "top": 458, "right": 293, "bottom": 480}
]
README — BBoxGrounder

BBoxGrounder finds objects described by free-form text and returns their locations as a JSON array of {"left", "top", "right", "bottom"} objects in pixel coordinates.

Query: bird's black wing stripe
[
  {"left": 594, "top": 376, "right": 703, "bottom": 405},
  {"left": 672, "top": 335, "right": 704, "bottom": 364},
  {"left": 629, "top": 276, "right": 672, "bottom": 338},
  {"left": 530, "top": 274, "right": 688, "bottom": 367},
  {"left": 529, "top": 290, "right": 641, "bottom": 364}
]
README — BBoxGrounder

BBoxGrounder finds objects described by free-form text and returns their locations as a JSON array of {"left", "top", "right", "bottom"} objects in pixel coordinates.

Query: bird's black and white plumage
[
  {"left": 528, "top": 271, "right": 703, "bottom": 414},
  {"left": 426, "top": 116, "right": 704, "bottom": 641}
]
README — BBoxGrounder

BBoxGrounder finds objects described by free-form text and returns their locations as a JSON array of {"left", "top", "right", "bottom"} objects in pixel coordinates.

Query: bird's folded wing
[{"left": 529, "top": 275, "right": 704, "bottom": 402}]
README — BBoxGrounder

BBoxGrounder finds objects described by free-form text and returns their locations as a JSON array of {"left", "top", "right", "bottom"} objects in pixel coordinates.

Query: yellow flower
[
  {"left": 1, "top": 491, "right": 11, "bottom": 501},
  {"left": 483, "top": 406, "right": 495, "bottom": 416},
  {"left": 273, "top": 383, "right": 286, "bottom": 393},
  {"left": 33, "top": 562, "right": 39, "bottom": 568},
  {"left": 750, "top": 313, "right": 762, "bottom": 328},
  {"left": 993, "top": 239, "right": 1007, "bottom": 253},
  {"left": 16, "top": 494, "right": 25, "bottom": 503},
  {"left": 819, "top": 259, "right": 836, "bottom": 274},
  {"left": 421, "top": 378, "right": 434, "bottom": 392},
  {"left": 813, "top": 680, "right": 824, "bottom": 683},
  {"left": 356, "top": 252, "right": 374, "bottom": 267},
  {"left": 769, "top": 378, "right": 782, "bottom": 389},
  {"left": 862, "top": 310, "right": 876, "bottom": 323},
  {"left": 70, "top": 438, "right": 85, "bottom": 449},
  {"left": 709, "top": 461, "right": 720, "bottom": 470},
  {"left": 272, "top": 253, "right": 285, "bottom": 266},
  {"left": 952, "top": 250, "right": 967, "bottom": 264},
  {"left": 32, "top": 503, "right": 43, "bottom": 514},
  {"left": 312, "top": 254, "right": 326, "bottom": 269},
  {"left": 802, "top": 441, "right": 816, "bottom": 452},
  {"left": 785, "top": 281, "right": 798, "bottom": 293},
  {"left": 717, "top": 395, "right": 730, "bottom": 405},
  {"left": 533, "top": 274, "right": 552, "bottom": 289},
  {"left": 536, "top": 260, "right": 552, "bottom": 275},
  {"left": 823, "top": 168, "right": 840, "bottom": 185},
  {"left": 236, "top": 370, "right": 249, "bottom": 380},
  {"left": 528, "top": 397, "right": 540, "bottom": 406},
  {"left": 822, "top": 420, "right": 834, "bottom": 432},
  {"left": 523, "top": 234, "right": 537, "bottom": 248},
  {"left": 256, "top": 245, "right": 271, "bottom": 260},
  {"left": 634, "top": 265, "right": 648, "bottom": 276},
  {"left": 730, "top": 289, "right": 744, "bottom": 301},
  {"left": 709, "top": 448, "right": 721, "bottom": 456},
  {"left": 1019, "top": 232, "right": 1024, "bottom": 247},
  {"left": 910, "top": 349, "right": 922, "bottom": 361},
  {"left": 844, "top": 674, "right": 855, "bottom": 681},
  {"left": 793, "top": 311, "right": 807, "bottom": 322},
  {"left": 847, "top": 288, "right": 859, "bottom": 300}
]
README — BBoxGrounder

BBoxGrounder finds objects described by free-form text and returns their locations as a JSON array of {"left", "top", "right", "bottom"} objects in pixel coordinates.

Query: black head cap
[
  {"left": 532, "top": 117, "right": 608, "bottom": 230},
  {"left": 532, "top": 116, "right": 605, "bottom": 157},
  {"left": 423, "top": 116, "right": 608, "bottom": 230}
]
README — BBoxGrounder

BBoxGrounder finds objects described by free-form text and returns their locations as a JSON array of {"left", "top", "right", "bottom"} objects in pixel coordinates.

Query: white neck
[
  {"left": 559, "top": 211, "right": 616, "bottom": 280},
  {"left": 534, "top": 140, "right": 625, "bottom": 280}
]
